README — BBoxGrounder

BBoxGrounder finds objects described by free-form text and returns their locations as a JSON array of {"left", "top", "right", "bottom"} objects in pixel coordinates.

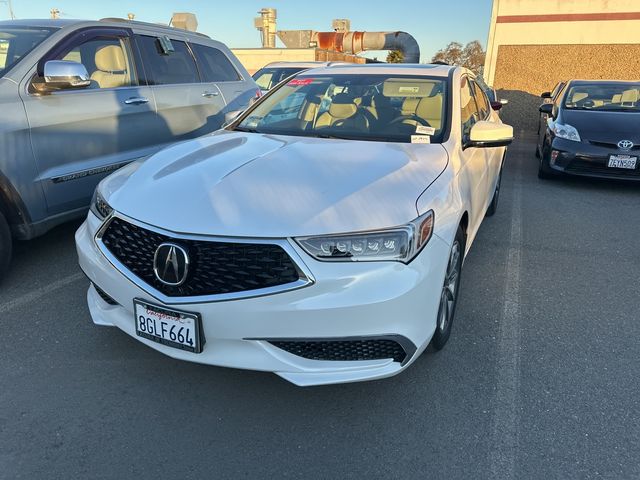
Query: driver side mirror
[
  {"left": 540, "top": 91, "right": 552, "bottom": 99},
  {"left": 539, "top": 103, "right": 553, "bottom": 115},
  {"left": 40, "top": 60, "right": 91, "bottom": 91},
  {"left": 465, "top": 121, "right": 513, "bottom": 149}
]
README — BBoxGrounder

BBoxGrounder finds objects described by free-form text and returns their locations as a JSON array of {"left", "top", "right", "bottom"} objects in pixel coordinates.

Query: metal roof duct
[{"left": 277, "top": 30, "right": 420, "bottom": 63}]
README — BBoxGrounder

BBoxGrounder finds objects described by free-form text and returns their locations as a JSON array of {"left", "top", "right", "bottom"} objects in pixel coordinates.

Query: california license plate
[
  {"left": 134, "top": 299, "right": 204, "bottom": 353},
  {"left": 608, "top": 155, "right": 637, "bottom": 169}
]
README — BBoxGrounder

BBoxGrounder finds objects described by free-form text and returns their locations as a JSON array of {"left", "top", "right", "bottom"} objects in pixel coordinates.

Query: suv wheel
[{"left": 0, "top": 211, "right": 12, "bottom": 283}]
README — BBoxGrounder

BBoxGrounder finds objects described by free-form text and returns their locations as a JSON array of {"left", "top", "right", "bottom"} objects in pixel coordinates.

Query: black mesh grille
[
  {"left": 101, "top": 218, "right": 301, "bottom": 297},
  {"left": 270, "top": 339, "right": 407, "bottom": 363},
  {"left": 93, "top": 283, "right": 118, "bottom": 305},
  {"left": 566, "top": 159, "right": 640, "bottom": 178}
]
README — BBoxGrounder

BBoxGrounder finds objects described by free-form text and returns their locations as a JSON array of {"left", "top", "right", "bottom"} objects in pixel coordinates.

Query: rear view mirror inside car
[{"left": 157, "top": 36, "right": 175, "bottom": 55}]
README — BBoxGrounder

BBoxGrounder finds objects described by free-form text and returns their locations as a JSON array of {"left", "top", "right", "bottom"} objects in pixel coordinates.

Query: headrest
[
  {"left": 621, "top": 89, "right": 639, "bottom": 103},
  {"left": 415, "top": 94, "right": 443, "bottom": 118},
  {"left": 402, "top": 97, "right": 420, "bottom": 113},
  {"left": 612, "top": 94, "right": 622, "bottom": 103},
  {"left": 329, "top": 93, "right": 357, "bottom": 119},
  {"left": 95, "top": 45, "right": 126, "bottom": 72},
  {"left": 571, "top": 92, "right": 588, "bottom": 103}
]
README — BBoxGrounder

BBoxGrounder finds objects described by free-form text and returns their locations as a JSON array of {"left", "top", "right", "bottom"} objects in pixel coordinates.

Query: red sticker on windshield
[{"left": 288, "top": 78, "right": 313, "bottom": 86}]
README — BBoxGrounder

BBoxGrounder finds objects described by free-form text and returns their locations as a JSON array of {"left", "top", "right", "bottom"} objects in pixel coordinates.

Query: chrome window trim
[{"left": 94, "top": 211, "right": 316, "bottom": 305}]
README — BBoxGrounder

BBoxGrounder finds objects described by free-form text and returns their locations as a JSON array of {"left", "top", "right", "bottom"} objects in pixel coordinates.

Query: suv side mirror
[
  {"left": 42, "top": 60, "right": 91, "bottom": 90},
  {"left": 539, "top": 103, "right": 553, "bottom": 115},
  {"left": 540, "top": 91, "right": 552, "bottom": 99},
  {"left": 465, "top": 121, "right": 513, "bottom": 149}
]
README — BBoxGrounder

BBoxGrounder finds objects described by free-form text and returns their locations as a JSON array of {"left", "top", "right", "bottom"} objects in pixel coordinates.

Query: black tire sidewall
[{"left": 431, "top": 226, "right": 464, "bottom": 350}]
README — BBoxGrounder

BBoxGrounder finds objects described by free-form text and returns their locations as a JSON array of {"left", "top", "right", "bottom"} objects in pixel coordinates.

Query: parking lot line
[
  {"left": 489, "top": 161, "right": 523, "bottom": 479},
  {"left": 0, "top": 272, "right": 84, "bottom": 315}
]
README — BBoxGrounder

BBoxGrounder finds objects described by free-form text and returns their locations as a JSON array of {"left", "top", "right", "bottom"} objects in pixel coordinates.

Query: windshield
[
  {"left": 253, "top": 67, "right": 307, "bottom": 90},
  {"left": 235, "top": 74, "right": 448, "bottom": 143},
  {"left": 564, "top": 83, "right": 640, "bottom": 112},
  {"left": 0, "top": 27, "right": 56, "bottom": 78}
]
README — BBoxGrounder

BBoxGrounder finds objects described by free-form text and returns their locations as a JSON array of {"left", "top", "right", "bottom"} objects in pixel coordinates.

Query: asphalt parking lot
[{"left": 1, "top": 134, "right": 639, "bottom": 480}]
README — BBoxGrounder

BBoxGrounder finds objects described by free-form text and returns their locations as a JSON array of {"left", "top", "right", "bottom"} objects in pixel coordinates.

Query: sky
[{"left": 3, "top": 0, "right": 493, "bottom": 62}]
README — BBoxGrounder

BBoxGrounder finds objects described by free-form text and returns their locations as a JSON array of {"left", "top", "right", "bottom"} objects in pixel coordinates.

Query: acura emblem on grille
[
  {"left": 618, "top": 139, "right": 634, "bottom": 150},
  {"left": 153, "top": 243, "right": 190, "bottom": 286}
]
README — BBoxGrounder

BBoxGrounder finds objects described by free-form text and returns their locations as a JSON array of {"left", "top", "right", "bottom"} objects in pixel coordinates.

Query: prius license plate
[
  {"left": 134, "top": 299, "right": 203, "bottom": 353},
  {"left": 608, "top": 155, "right": 637, "bottom": 169}
]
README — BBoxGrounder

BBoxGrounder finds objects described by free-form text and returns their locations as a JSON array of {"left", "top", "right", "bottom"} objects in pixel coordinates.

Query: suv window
[
  {"left": 58, "top": 36, "right": 135, "bottom": 89},
  {"left": 471, "top": 80, "right": 490, "bottom": 119},
  {"left": 136, "top": 36, "right": 199, "bottom": 85},
  {"left": 461, "top": 76, "right": 481, "bottom": 139},
  {"left": 190, "top": 44, "right": 240, "bottom": 82}
]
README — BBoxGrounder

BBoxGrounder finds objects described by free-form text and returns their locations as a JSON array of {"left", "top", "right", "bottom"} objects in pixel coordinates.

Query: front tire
[
  {"left": 538, "top": 146, "right": 555, "bottom": 180},
  {"left": 430, "top": 226, "right": 464, "bottom": 351},
  {"left": 0, "top": 211, "right": 12, "bottom": 284},
  {"left": 485, "top": 165, "right": 502, "bottom": 217}
]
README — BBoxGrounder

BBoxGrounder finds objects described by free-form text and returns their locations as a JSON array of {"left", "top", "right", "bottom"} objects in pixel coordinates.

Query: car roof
[
  {"left": 297, "top": 63, "right": 456, "bottom": 77},
  {"left": 568, "top": 79, "right": 640, "bottom": 86},
  {"left": 262, "top": 61, "right": 349, "bottom": 69},
  {"left": 0, "top": 18, "right": 210, "bottom": 38}
]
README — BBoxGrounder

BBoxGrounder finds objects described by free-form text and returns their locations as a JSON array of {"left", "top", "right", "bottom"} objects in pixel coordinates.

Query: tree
[
  {"left": 386, "top": 50, "right": 404, "bottom": 63},
  {"left": 431, "top": 40, "right": 485, "bottom": 74}
]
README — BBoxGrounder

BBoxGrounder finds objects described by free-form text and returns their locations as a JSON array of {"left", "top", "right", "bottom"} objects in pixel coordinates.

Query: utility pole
[
  {"left": 0, "top": 0, "right": 15, "bottom": 19},
  {"left": 50, "top": 8, "right": 60, "bottom": 19}
]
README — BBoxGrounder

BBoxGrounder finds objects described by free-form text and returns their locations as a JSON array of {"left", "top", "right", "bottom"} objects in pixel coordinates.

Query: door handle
[
  {"left": 202, "top": 91, "right": 219, "bottom": 98},
  {"left": 124, "top": 97, "right": 149, "bottom": 105}
]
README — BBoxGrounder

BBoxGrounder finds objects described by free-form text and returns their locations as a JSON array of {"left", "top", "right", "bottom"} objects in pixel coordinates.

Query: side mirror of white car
[{"left": 465, "top": 121, "right": 514, "bottom": 149}]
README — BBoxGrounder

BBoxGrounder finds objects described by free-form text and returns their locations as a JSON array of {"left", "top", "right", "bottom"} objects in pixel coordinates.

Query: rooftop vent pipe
[{"left": 277, "top": 30, "right": 420, "bottom": 63}]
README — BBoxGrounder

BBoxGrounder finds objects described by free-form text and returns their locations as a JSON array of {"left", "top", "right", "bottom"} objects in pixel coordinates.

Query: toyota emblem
[
  {"left": 153, "top": 243, "right": 190, "bottom": 286},
  {"left": 618, "top": 139, "right": 634, "bottom": 150}
]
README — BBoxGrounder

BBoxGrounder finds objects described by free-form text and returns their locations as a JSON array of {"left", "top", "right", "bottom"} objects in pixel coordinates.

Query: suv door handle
[
  {"left": 124, "top": 97, "right": 149, "bottom": 105},
  {"left": 202, "top": 91, "right": 219, "bottom": 98}
]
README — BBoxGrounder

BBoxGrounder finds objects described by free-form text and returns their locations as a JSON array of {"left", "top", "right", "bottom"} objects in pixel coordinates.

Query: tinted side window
[
  {"left": 191, "top": 44, "right": 240, "bottom": 82},
  {"left": 471, "top": 80, "right": 490, "bottom": 119},
  {"left": 461, "top": 76, "right": 481, "bottom": 139},
  {"left": 136, "top": 36, "right": 199, "bottom": 85}
]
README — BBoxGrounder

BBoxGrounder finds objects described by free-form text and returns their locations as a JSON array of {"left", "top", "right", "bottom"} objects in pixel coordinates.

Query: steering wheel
[{"left": 388, "top": 114, "right": 431, "bottom": 127}]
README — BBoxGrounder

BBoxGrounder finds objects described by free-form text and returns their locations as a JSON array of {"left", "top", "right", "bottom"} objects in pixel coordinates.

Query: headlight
[
  {"left": 295, "top": 210, "right": 434, "bottom": 263},
  {"left": 552, "top": 122, "right": 581, "bottom": 142},
  {"left": 90, "top": 189, "right": 113, "bottom": 220}
]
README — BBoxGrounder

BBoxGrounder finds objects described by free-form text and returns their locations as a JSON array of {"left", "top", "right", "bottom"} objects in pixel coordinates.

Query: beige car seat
[
  {"left": 621, "top": 89, "right": 639, "bottom": 107},
  {"left": 401, "top": 97, "right": 420, "bottom": 116},
  {"left": 415, "top": 94, "right": 443, "bottom": 130},
  {"left": 91, "top": 45, "right": 129, "bottom": 89},
  {"left": 316, "top": 94, "right": 368, "bottom": 131}
]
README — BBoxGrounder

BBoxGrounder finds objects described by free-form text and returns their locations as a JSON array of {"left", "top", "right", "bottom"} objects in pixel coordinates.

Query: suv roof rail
[{"left": 98, "top": 17, "right": 211, "bottom": 38}]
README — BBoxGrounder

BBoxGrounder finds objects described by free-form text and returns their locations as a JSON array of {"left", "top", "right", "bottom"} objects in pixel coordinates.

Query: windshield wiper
[
  {"left": 233, "top": 126, "right": 261, "bottom": 133},
  {"left": 312, "top": 133, "right": 394, "bottom": 142}
]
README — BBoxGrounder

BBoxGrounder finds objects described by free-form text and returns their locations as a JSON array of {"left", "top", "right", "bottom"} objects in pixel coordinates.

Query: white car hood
[{"left": 105, "top": 131, "right": 448, "bottom": 238}]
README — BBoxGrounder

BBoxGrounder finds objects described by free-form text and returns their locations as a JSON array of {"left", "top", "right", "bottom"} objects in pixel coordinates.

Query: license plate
[
  {"left": 608, "top": 155, "right": 637, "bottom": 169},
  {"left": 134, "top": 299, "right": 204, "bottom": 353}
]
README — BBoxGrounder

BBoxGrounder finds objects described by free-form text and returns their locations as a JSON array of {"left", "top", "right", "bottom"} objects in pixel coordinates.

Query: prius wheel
[
  {"left": 485, "top": 166, "right": 502, "bottom": 217},
  {"left": 538, "top": 147, "right": 555, "bottom": 180},
  {"left": 0, "top": 211, "right": 12, "bottom": 284},
  {"left": 431, "top": 227, "right": 463, "bottom": 351}
]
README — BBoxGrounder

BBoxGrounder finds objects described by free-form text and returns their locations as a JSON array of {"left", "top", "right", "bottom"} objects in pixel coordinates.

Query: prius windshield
[
  {"left": 235, "top": 74, "right": 448, "bottom": 143},
  {"left": 564, "top": 83, "right": 640, "bottom": 112},
  {"left": 0, "top": 26, "right": 56, "bottom": 78}
]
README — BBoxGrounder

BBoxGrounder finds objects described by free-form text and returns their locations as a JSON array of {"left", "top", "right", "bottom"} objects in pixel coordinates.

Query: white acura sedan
[{"left": 76, "top": 64, "right": 512, "bottom": 386}]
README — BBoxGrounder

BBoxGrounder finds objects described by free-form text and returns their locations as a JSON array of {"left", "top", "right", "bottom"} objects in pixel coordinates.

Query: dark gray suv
[{"left": 0, "top": 18, "right": 259, "bottom": 280}]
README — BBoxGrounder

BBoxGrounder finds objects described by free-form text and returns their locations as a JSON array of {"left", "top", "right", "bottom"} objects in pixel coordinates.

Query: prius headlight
[
  {"left": 90, "top": 189, "right": 113, "bottom": 220},
  {"left": 295, "top": 210, "right": 434, "bottom": 263},
  {"left": 552, "top": 122, "right": 581, "bottom": 142}
]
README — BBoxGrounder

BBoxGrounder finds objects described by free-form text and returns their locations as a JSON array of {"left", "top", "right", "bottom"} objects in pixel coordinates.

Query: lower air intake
[{"left": 269, "top": 339, "right": 408, "bottom": 363}]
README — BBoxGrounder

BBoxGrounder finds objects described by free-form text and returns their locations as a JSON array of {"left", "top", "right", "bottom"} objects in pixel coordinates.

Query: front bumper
[
  {"left": 547, "top": 137, "right": 640, "bottom": 180},
  {"left": 75, "top": 212, "right": 451, "bottom": 386}
]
